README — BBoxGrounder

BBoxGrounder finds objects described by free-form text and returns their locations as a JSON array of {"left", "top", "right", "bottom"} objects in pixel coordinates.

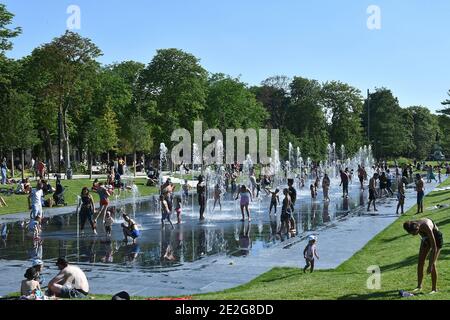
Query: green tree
[
  {"left": 362, "top": 88, "right": 409, "bottom": 159},
  {"left": 437, "top": 115, "right": 450, "bottom": 157},
  {"left": 28, "top": 31, "right": 102, "bottom": 172},
  {"left": 85, "top": 104, "right": 119, "bottom": 178},
  {"left": 138, "top": 48, "right": 208, "bottom": 147},
  {"left": 252, "top": 76, "right": 291, "bottom": 130},
  {"left": 439, "top": 89, "right": 450, "bottom": 115},
  {"left": 123, "top": 114, "right": 153, "bottom": 176},
  {"left": 322, "top": 81, "right": 364, "bottom": 158},
  {"left": 288, "top": 77, "right": 329, "bottom": 161},
  {"left": 205, "top": 74, "right": 268, "bottom": 132},
  {"left": 404, "top": 106, "right": 440, "bottom": 160},
  {"left": 0, "top": 3, "right": 21, "bottom": 53}
]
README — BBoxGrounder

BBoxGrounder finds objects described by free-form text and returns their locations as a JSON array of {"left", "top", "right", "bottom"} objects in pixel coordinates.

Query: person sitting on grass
[
  {"left": 121, "top": 213, "right": 140, "bottom": 244},
  {"left": 303, "top": 236, "right": 319, "bottom": 273},
  {"left": 21, "top": 267, "right": 42, "bottom": 299},
  {"left": 403, "top": 218, "right": 443, "bottom": 294},
  {"left": 47, "top": 258, "right": 89, "bottom": 299}
]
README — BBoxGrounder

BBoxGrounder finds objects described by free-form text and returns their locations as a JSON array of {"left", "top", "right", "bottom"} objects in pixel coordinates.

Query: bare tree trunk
[
  {"left": 10, "top": 150, "right": 14, "bottom": 178},
  {"left": 42, "top": 128, "right": 55, "bottom": 172},
  {"left": 63, "top": 110, "right": 71, "bottom": 171},
  {"left": 89, "top": 152, "right": 93, "bottom": 180},
  {"left": 21, "top": 149, "right": 25, "bottom": 180},
  {"left": 134, "top": 151, "right": 137, "bottom": 177},
  {"left": 107, "top": 151, "right": 110, "bottom": 164}
]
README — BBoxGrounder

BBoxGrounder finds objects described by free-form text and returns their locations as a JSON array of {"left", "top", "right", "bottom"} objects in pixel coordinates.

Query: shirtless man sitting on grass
[{"left": 47, "top": 258, "right": 89, "bottom": 299}]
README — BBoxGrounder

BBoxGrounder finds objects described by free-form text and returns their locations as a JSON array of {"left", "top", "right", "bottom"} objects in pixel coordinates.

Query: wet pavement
[{"left": 0, "top": 178, "right": 442, "bottom": 297}]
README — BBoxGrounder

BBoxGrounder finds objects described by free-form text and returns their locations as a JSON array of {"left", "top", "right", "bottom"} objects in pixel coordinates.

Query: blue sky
[{"left": 3, "top": 0, "right": 450, "bottom": 111}]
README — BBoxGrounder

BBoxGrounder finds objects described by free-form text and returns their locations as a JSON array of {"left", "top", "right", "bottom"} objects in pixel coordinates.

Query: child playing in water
[
  {"left": 396, "top": 179, "right": 406, "bottom": 215},
  {"left": 303, "top": 237, "right": 319, "bottom": 273},
  {"left": 104, "top": 210, "right": 114, "bottom": 237},
  {"left": 310, "top": 184, "right": 317, "bottom": 199},
  {"left": 213, "top": 183, "right": 222, "bottom": 211},
  {"left": 268, "top": 188, "right": 280, "bottom": 215},
  {"left": 182, "top": 179, "right": 190, "bottom": 205},
  {"left": 160, "top": 194, "right": 174, "bottom": 229},
  {"left": 174, "top": 195, "right": 182, "bottom": 224}
]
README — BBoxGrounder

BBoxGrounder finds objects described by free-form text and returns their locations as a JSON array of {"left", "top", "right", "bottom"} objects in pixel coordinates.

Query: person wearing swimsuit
[
  {"left": 197, "top": 175, "right": 207, "bottom": 221},
  {"left": 403, "top": 218, "right": 444, "bottom": 294},
  {"left": 79, "top": 187, "right": 97, "bottom": 235},
  {"left": 122, "top": 214, "right": 140, "bottom": 244},
  {"left": 236, "top": 185, "right": 252, "bottom": 221}
]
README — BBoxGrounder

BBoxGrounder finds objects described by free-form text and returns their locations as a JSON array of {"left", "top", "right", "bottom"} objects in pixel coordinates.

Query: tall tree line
[{"left": 1, "top": 4, "right": 449, "bottom": 173}]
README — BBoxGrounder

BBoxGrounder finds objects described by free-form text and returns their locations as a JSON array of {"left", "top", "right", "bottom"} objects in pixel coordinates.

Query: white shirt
[{"left": 31, "top": 189, "right": 43, "bottom": 208}]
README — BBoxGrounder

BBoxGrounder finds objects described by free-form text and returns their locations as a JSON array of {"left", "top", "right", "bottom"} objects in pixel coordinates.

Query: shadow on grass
[
  {"left": 436, "top": 218, "right": 450, "bottom": 227},
  {"left": 383, "top": 234, "right": 409, "bottom": 243},
  {"left": 381, "top": 255, "right": 418, "bottom": 272},
  {"left": 337, "top": 290, "right": 399, "bottom": 300}
]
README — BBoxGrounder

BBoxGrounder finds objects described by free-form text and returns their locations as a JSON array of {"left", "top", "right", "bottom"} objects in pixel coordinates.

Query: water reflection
[{"left": 0, "top": 182, "right": 397, "bottom": 271}]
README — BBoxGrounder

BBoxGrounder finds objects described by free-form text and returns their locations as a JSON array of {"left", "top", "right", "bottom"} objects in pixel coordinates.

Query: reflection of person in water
[
  {"left": 196, "top": 229, "right": 207, "bottom": 258},
  {"left": 89, "top": 239, "right": 98, "bottom": 263},
  {"left": 269, "top": 217, "right": 280, "bottom": 244},
  {"left": 1, "top": 223, "right": 8, "bottom": 247},
  {"left": 160, "top": 228, "right": 176, "bottom": 262},
  {"left": 322, "top": 201, "right": 330, "bottom": 223},
  {"left": 127, "top": 243, "right": 140, "bottom": 264},
  {"left": 312, "top": 202, "right": 322, "bottom": 227},
  {"left": 343, "top": 197, "right": 349, "bottom": 212},
  {"left": 101, "top": 240, "right": 114, "bottom": 263},
  {"left": 238, "top": 222, "right": 252, "bottom": 256}
]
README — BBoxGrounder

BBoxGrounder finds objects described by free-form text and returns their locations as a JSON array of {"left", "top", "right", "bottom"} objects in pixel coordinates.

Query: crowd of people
[{"left": 3, "top": 156, "right": 449, "bottom": 299}]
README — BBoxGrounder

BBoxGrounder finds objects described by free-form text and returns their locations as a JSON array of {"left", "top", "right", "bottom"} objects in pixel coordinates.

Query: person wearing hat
[
  {"left": 31, "top": 259, "right": 44, "bottom": 283},
  {"left": 303, "top": 236, "right": 319, "bottom": 273},
  {"left": 47, "top": 258, "right": 89, "bottom": 299},
  {"left": 197, "top": 175, "right": 206, "bottom": 221}
]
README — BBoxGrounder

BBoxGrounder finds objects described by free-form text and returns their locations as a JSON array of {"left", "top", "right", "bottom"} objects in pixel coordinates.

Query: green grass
[
  {"left": 0, "top": 178, "right": 159, "bottom": 216},
  {"left": 194, "top": 178, "right": 450, "bottom": 300}
]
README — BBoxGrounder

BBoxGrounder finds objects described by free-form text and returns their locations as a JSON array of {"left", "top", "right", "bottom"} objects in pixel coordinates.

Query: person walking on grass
[
  {"left": 415, "top": 174, "right": 425, "bottom": 214},
  {"left": 396, "top": 178, "right": 406, "bottom": 215},
  {"left": 367, "top": 173, "right": 378, "bottom": 212},
  {"left": 403, "top": 218, "right": 443, "bottom": 294},
  {"left": 303, "top": 237, "right": 319, "bottom": 273}
]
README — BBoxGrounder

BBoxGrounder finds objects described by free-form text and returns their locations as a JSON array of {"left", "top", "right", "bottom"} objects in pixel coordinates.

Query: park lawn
[
  {"left": 0, "top": 178, "right": 159, "bottom": 216},
  {"left": 195, "top": 179, "right": 450, "bottom": 300}
]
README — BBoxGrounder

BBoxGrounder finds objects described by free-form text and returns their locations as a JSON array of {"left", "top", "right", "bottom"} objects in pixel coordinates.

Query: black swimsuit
[{"left": 421, "top": 221, "right": 444, "bottom": 250}]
